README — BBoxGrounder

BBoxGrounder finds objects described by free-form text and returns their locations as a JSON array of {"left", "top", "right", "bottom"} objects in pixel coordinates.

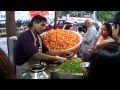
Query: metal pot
[{"left": 22, "top": 64, "right": 51, "bottom": 79}]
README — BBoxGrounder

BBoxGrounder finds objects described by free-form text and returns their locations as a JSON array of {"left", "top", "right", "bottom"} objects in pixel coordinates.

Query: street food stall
[
  {"left": 41, "top": 29, "right": 84, "bottom": 79},
  {"left": 21, "top": 29, "right": 89, "bottom": 79}
]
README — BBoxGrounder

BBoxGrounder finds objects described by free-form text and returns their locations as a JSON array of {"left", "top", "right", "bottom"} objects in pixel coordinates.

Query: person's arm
[
  {"left": 33, "top": 52, "right": 56, "bottom": 62},
  {"left": 40, "top": 36, "right": 74, "bottom": 59},
  {"left": 33, "top": 51, "right": 67, "bottom": 63},
  {"left": 80, "top": 63, "right": 88, "bottom": 79},
  {"left": 19, "top": 34, "right": 67, "bottom": 64},
  {"left": 45, "top": 50, "right": 74, "bottom": 59},
  {"left": 83, "top": 27, "right": 96, "bottom": 44},
  {"left": 112, "top": 24, "right": 120, "bottom": 43}
]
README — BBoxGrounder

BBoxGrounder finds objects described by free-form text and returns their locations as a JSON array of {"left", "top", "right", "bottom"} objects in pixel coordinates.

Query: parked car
[
  {"left": 0, "top": 20, "right": 6, "bottom": 28},
  {"left": 0, "top": 20, "right": 6, "bottom": 33},
  {"left": 45, "top": 19, "right": 66, "bottom": 31}
]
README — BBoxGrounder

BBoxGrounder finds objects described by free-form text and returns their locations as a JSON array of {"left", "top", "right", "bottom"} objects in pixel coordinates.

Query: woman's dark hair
[
  {"left": 28, "top": 15, "right": 47, "bottom": 28},
  {"left": 113, "top": 11, "right": 120, "bottom": 26},
  {"left": 78, "top": 26, "right": 83, "bottom": 32},
  {"left": 78, "top": 25, "right": 87, "bottom": 33},
  {"left": 0, "top": 48, "right": 15, "bottom": 79},
  {"left": 87, "top": 42, "right": 120, "bottom": 79},
  {"left": 64, "top": 24, "right": 73, "bottom": 30},
  {"left": 103, "top": 22, "right": 112, "bottom": 37}
]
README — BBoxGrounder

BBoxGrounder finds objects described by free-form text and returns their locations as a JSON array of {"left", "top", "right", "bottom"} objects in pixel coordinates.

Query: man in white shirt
[{"left": 81, "top": 19, "right": 97, "bottom": 62}]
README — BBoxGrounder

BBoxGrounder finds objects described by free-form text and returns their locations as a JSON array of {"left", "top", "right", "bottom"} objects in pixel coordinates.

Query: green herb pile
[{"left": 55, "top": 58, "right": 83, "bottom": 74}]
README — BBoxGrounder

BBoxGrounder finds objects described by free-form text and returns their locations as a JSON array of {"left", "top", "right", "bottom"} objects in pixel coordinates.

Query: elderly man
[{"left": 81, "top": 19, "right": 97, "bottom": 62}]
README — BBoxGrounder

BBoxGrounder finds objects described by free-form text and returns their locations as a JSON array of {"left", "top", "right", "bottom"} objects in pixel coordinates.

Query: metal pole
[
  {"left": 93, "top": 11, "right": 96, "bottom": 21},
  {"left": 7, "top": 36, "right": 17, "bottom": 69}
]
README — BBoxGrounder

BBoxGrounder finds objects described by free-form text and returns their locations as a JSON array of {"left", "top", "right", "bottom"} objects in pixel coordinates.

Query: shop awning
[{"left": 29, "top": 11, "right": 48, "bottom": 19}]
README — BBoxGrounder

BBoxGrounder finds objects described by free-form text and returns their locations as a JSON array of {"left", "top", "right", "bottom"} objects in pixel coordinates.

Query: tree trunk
[
  {"left": 54, "top": 11, "right": 57, "bottom": 29},
  {"left": 6, "top": 11, "right": 17, "bottom": 68},
  {"left": 6, "top": 11, "right": 16, "bottom": 37}
]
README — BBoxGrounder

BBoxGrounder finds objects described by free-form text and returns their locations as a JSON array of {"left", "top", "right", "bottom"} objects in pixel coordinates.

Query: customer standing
[{"left": 81, "top": 19, "right": 97, "bottom": 62}]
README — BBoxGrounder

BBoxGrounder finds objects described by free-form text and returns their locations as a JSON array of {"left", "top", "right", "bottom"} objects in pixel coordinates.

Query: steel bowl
[
  {"left": 41, "top": 30, "right": 83, "bottom": 55},
  {"left": 46, "top": 64, "right": 83, "bottom": 79},
  {"left": 51, "top": 71, "right": 83, "bottom": 79}
]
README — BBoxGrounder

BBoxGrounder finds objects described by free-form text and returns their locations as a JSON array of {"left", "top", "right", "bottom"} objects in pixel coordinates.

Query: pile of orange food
[{"left": 41, "top": 29, "right": 80, "bottom": 51}]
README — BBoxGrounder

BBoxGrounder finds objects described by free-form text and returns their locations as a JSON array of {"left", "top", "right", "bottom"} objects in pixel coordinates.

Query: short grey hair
[{"left": 85, "top": 19, "right": 92, "bottom": 25}]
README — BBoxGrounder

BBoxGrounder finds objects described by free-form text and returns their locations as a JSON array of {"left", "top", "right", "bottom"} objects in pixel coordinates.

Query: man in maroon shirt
[{"left": 15, "top": 15, "right": 74, "bottom": 79}]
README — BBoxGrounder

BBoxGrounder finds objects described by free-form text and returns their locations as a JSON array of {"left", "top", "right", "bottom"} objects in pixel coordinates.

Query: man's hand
[
  {"left": 112, "top": 24, "right": 119, "bottom": 38},
  {"left": 55, "top": 56, "right": 67, "bottom": 63},
  {"left": 112, "top": 24, "right": 120, "bottom": 43},
  {"left": 60, "top": 51, "right": 74, "bottom": 59}
]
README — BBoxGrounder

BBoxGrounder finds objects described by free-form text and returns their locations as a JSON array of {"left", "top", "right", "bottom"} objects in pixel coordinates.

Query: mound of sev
[{"left": 41, "top": 29, "right": 80, "bottom": 53}]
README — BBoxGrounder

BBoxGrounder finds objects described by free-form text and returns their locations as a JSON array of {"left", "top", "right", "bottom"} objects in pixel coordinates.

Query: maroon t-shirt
[{"left": 15, "top": 30, "right": 49, "bottom": 65}]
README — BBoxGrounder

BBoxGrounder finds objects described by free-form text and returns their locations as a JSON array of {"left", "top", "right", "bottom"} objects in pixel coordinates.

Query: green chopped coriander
[{"left": 55, "top": 58, "right": 83, "bottom": 74}]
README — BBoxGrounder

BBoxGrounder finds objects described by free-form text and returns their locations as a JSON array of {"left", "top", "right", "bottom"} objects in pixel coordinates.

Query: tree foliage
[{"left": 96, "top": 11, "right": 118, "bottom": 21}]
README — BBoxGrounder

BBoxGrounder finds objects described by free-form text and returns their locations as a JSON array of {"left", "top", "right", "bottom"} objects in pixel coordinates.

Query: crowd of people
[
  {"left": 0, "top": 11, "right": 120, "bottom": 79},
  {"left": 79, "top": 11, "right": 120, "bottom": 79}
]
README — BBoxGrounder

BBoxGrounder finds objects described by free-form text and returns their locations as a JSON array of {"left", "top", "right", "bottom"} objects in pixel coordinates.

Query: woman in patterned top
[
  {"left": 88, "top": 22, "right": 114, "bottom": 51},
  {"left": 96, "top": 22, "right": 114, "bottom": 46}
]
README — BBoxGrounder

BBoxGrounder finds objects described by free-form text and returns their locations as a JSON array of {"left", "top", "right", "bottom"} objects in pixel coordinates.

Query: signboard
[
  {"left": 0, "top": 11, "right": 5, "bottom": 20},
  {"left": 0, "top": 11, "right": 30, "bottom": 21},
  {"left": 15, "top": 11, "right": 29, "bottom": 20},
  {"left": 29, "top": 11, "right": 48, "bottom": 19}
]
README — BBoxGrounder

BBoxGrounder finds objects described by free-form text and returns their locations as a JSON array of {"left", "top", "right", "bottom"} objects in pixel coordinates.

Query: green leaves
[
  {"left": 96, "top": 11, "right": 118, "bottom": 21},
  {"left": 55, "top": 58, "right": 83, "bottom": 74}
]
